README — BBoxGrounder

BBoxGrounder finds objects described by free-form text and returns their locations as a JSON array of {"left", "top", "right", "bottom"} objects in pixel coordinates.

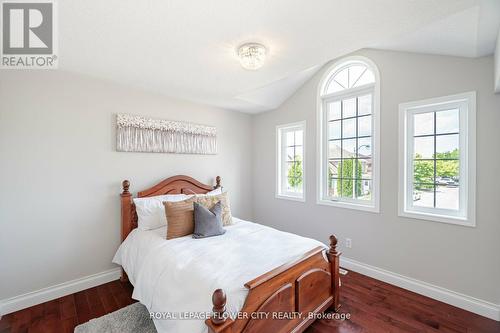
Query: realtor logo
[{"left": 1, "top": 0, "right": 57, "bottom": 69}]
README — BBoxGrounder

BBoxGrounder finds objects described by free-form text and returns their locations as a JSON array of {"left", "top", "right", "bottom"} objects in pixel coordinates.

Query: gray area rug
[{"left": 74, "top": 302, "right": 157, "bottom": 333}]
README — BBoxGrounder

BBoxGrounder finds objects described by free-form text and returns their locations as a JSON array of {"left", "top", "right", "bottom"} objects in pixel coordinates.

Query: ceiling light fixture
[{"left": 237, "top": 43, "right": 267, "bottom": 70}]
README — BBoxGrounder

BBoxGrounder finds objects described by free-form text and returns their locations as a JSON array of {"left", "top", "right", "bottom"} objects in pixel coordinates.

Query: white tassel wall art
[{"left": 116, "top": 114, "right": 217, "bottom": 154}]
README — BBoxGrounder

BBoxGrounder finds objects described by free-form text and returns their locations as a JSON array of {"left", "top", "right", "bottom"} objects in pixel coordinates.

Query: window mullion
[
  {"left": 408, "top": 117, "right": 414, "bottom": 208},
  {"left": 355, "top": 96, "right": 359, "bottom": 199},
  {"left": 282, "top": 130, "right": 287, "bottom": 194},
  {"left": 340, "top": 98, "right": 343, "bottom": 198},
  {"left": 433, "top": 111, "right": 437, "bottom": 208}
]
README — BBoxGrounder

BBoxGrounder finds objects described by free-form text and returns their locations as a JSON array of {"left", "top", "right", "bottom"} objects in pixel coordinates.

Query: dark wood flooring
[{"left": 1, "top": 270, "right": 498, "bottom": 333}]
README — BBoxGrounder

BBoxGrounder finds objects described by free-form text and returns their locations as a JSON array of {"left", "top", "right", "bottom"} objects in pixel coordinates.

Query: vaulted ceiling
[{"left": 60, "top": 0, "right": 500, "bottom": 113}]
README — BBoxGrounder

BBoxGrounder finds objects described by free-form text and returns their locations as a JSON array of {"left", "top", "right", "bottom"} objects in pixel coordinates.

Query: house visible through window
[
  {"left": 276, "top": 122, "right": 305, "bottom": 201},
  {"left": 317, "top": 57, "right": 380, "bottom": 212},
  {"left": 399, "top": 92, "right": 476, "bottom": 226}
]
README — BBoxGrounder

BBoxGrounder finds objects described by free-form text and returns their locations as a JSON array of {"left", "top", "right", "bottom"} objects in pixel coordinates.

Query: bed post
[
  {"left": 211, "top": 289, "right": 227, "bottom": 325},
  {"left": 327, "top": 234, "right": 341, "bottom": 311},
  {"left": 120, "top": 180, "right": 132, "bottom": 282},
  {"left": 214, "top": 176, "right": 221, "bottom": 189},
  {"left": 206, "top": 289, "right": 233, "bottom": 333}
]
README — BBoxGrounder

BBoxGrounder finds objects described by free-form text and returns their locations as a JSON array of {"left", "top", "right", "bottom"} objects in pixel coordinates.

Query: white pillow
[
  {"left": 206, "top": 187, "right": 226, "bottom": 196},
  {"left": 134, "top": 194, "right": 190, "bottom": 230}
]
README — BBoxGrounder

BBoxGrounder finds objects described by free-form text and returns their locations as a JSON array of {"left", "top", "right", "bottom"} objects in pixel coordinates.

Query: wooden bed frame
[{"left": 120, "top": 175, "right": 341, "bottom": 333}]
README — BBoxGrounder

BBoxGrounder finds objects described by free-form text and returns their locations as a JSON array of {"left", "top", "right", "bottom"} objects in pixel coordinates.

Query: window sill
[
  {"left": 399, "top": 210, "right": 475, "bottom": 227},
  {"left": 317, "top": 198, "right": 379, "bottom": 213},
  {"left": 276, "top": 193, "right": 305, "bottom": 202}
]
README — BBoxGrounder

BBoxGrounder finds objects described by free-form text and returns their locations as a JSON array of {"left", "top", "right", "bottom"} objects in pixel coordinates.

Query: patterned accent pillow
[
  {"left": 163, "top": 197, "right": 196, "bottom": 239},
  {"left": 195, "top": 192, "right": 233, "bottom": 226}
]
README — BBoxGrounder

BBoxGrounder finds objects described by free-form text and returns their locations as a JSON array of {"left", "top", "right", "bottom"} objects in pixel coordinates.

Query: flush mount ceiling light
[{"left": 237, "top": 43, "right": 267, "bottom": 70}]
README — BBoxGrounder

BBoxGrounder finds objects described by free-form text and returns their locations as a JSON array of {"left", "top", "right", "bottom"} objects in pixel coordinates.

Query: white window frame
[
  {"left": 316, "top": 56, "right": 380, "bottom": 213},
  {"left": 276, "top": 121, "right": 306, "bottom": 202},
  {"left": 398, "top": 91, "right": 476, "bottom": 227}
]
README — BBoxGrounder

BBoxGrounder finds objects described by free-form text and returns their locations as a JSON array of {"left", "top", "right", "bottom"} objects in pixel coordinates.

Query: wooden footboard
[{"left": 206, "top": 235, "right": 341, "bottom": 333}]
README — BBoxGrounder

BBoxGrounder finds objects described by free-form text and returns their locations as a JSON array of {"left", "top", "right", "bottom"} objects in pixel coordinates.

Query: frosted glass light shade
[{"left": 237, "top": 43, "right": 266, "bottom": 70}]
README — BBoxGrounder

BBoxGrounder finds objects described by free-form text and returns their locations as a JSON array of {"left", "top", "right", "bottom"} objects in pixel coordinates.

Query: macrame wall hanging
[{"left": 116, "top": 114, "right": 217, "bottom": 154}]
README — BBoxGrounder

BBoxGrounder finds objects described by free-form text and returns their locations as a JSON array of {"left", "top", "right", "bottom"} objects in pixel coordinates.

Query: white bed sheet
[{"left": 113, "top": 218, "right": 325, "bottom": 333}]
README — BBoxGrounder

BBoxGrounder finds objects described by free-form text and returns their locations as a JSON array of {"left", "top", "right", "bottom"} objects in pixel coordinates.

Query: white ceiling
[
  {"left": 59, "top": 0, "right": 500, "bottom": 113},
  {"left": 374, "top": 0, "right": 500, "bottom": 58}
]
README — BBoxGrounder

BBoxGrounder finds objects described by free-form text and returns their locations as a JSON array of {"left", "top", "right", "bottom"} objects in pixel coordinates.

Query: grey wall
[
  {"left": 0, "top": 71, "right": 253, "bottom": 300},
  {"left": 496, "top": 30, "right": 500, "bottom": 93},
  {"left": 252, "top": 49, "right": 500, "bottom": 304}
]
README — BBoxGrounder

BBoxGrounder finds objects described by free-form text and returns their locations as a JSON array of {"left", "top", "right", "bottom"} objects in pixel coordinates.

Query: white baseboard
[
  {"left": 2, "top": 261, "right": 498, "bottom": 322},
  {"left": 340, "top": 257, "right": 500, "bottom": 321},
  {"left": 0, "top": 267, "right": 121, "bottom": 316}
]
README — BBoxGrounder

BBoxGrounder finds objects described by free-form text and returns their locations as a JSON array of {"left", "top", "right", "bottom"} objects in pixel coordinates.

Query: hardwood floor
[{"left": 1, "top": 270, "right": 498, "bottom": 333}]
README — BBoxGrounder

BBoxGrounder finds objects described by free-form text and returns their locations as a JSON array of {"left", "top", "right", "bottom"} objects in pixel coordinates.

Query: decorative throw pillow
[
  {"left": 193, "top": 201, "right": 225, "bottom": 239},
  {"left": 164, "top": 197, "right": 196, "bottom": 240},
  {"left": 195, "top": 192, "right": 233, "bottom": 226}
]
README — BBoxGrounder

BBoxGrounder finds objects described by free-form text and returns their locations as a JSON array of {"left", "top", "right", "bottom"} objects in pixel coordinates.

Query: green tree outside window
[
  {"left": 287, "top": 156, "right": 303, "bottom": 190},
  {"left": 340, "top": 159, "right": 362, "bottom": 197},
  {"left": 414, "top": 149, "right": 459, "bottom": 191}
]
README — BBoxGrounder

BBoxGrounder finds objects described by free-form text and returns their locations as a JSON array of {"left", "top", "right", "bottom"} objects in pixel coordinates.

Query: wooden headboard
[{"left": 120, "top": 175, "right": 221, "bottom": 243}]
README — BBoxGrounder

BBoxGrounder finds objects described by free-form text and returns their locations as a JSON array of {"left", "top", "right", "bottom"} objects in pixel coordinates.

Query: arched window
[
  {"left": 322, "top": 61, "right": 375, "bottom": 95},
  {"left": 317, "top": 56, "right": 380, "bottom": 212}
]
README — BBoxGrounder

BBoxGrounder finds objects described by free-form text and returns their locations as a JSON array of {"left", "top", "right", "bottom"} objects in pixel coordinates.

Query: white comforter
[{"left": 112, "top": 218, "right": 325, "bottom": 333}]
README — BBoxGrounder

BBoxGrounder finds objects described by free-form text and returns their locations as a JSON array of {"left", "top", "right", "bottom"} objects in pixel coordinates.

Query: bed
[{"left": 115, "top": 175, "right": 341, "bottom": 333}]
